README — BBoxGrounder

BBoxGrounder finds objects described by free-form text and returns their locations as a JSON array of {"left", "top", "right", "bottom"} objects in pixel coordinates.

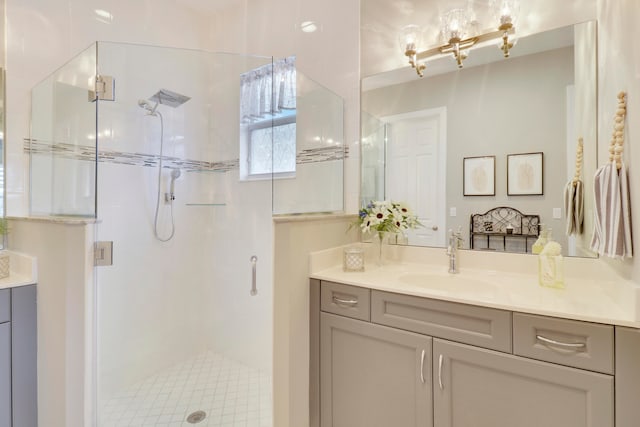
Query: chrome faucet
[{"left": 446, "top": 228, "right": 463, "bottom": 274}]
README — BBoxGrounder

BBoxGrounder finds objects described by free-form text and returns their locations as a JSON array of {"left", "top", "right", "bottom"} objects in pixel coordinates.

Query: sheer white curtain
[{"left": 240, "top": 56, "right": 296, "bottom": 124}]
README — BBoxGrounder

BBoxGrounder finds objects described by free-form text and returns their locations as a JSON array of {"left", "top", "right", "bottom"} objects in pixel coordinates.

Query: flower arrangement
[{"left": 356, "top": 201, "right": 421, "bottom": 238}]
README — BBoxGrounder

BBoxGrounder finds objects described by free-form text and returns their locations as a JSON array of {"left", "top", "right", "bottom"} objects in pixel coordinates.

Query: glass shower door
[
  {"left": 30, "top": 44, "right": 98, "bottom": 217},
  {"left": 93, "top": 42, "right": 274, "bottom": 427}
]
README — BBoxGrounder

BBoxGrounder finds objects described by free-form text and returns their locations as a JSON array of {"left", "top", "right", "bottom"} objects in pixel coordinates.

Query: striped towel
[
  {"left": 590, "top": 161, "right": 633, "bottom": 258},
  {"left": 564, "top": 179, "right": 584, "bottom": 235}
]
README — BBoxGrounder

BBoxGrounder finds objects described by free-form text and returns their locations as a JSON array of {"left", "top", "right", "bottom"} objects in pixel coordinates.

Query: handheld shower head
[{"left": 169, "top": 168, "right": 181, "bottom": 199}]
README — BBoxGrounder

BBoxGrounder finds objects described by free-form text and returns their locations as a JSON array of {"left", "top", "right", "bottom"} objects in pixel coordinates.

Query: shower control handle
[{"left": 250, "top": 256, "right": 258, "bottom": 296}]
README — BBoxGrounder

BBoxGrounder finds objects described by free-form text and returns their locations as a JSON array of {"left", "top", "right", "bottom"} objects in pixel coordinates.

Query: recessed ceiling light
[
  {"left": 94, "top": 9, "right": 113, "bottom": 23},
  {"left": 300, "top": 21, "right": 318, "bottom": 33}
]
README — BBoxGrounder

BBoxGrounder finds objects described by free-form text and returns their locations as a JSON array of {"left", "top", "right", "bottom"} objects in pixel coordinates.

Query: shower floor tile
[{"left": 100, "top": 350, "right": 272, "bottom": 427}]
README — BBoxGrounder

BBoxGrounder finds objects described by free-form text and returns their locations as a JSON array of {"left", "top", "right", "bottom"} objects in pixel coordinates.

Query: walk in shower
[{"left": 29, "top": 41, "right": 344, "bottom": 426}]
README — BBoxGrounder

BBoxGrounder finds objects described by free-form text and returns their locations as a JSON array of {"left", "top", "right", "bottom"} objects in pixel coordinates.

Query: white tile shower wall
[
  {"left": 6, "top": 0, "right": 213, "bottom": 216},
  {"left": 206, "top": 0, "right": 361, "bottom": 213},
  {"left": 96, "top": 162, "right": 215, "bottom": 398}
]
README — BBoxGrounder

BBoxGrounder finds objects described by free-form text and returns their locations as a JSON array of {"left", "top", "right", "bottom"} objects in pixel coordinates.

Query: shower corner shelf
[
  {"left": 185, "top": 169, "right": 229, "bottom": 174},
  {"left": 185, "top": 203, "right": 226, "bottom": 207}
]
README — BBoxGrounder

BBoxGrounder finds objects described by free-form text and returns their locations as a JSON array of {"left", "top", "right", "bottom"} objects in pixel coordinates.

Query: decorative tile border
[{"left": 24, "top": 138, "right": 348, "bottom": 172}]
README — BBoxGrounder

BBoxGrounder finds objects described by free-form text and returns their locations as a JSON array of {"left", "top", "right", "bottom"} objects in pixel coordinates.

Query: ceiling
[{"left": 173, "top": 0, "right": 244, "bottom": 14}]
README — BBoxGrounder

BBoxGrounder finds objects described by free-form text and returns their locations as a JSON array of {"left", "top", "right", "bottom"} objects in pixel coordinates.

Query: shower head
[
  {"left": 148, "top": 89, "right": 191, "bottom": 108},
  {"left": 170, "top": 168, "right": 181, "bottom": 180}
]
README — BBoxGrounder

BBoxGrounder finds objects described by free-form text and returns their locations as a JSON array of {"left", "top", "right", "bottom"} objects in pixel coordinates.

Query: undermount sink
[{"left": 397, "top": 272, "right": 497, "bottom": 293}]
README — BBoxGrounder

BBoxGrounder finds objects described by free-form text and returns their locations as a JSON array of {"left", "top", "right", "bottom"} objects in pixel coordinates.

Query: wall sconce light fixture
[{"left": 400, "top": 0, "right": 519, "bottom": 77}]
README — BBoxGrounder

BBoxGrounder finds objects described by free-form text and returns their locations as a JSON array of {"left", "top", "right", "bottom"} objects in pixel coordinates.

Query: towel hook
[{"left": 572, "top": 137, "right": 583, "bottom": 187}]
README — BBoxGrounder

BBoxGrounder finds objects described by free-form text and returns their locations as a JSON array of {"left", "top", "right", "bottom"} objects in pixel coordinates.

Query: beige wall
[
  {"left": 7, "top": 218, "right": 95, "bottom": 427},
  {"left": 273, "top": 216, "right": 357, "bottom": 427}
]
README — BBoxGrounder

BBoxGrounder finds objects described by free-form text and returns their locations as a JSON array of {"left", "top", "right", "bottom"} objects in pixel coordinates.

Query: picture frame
[
  {"left": 463, "top": 156, "right": 496, "bottom": 196},
  {"left": 507, "top": 152, "right": 544, "bottom": 195}
]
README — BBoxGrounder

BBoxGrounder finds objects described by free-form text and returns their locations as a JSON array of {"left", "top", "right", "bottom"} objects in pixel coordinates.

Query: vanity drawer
[
  {"left": 0, "top": 289, "right": 9, "bottom": 323},
  {"left": 371, "top": 290, "right": 512, "bottom": 352},
  {"left": 513, "top": 313, "right": 614, "bottom": 374},
  {"left": 321, "top": 281, "right": 370, "bottom": 321}
]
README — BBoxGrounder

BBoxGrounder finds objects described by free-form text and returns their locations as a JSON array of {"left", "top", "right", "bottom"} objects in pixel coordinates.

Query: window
[
  {"left": 240, "top": 57, "right": 296, "bottom": 180},
  {"left": 247, "top": 114, "right": 296, "bottom": 176}
]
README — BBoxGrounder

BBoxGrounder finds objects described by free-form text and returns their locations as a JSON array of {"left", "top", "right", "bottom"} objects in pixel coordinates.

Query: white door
[{"left": 384, "top": 108, "right": 446, "bottom": 247}]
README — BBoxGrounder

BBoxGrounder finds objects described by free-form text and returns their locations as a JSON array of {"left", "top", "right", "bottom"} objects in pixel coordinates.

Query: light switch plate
[
  {"left": 553, "top": 208, "right": 562, "bottom": 219},
  {"left": 450, "top": 207, "right": 457, "bottom": 217}
]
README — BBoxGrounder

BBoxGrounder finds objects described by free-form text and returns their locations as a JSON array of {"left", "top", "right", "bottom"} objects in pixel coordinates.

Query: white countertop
[
  {"left": 310, "top": 245, "right": 640, "bottom": 328},
  {"left": 0, "top": 251, "right": 38, "bottom": 290}
]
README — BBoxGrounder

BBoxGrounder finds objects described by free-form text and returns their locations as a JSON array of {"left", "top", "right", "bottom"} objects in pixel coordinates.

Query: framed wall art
[
  {"left": 463, "top": 156, "right": 496, "bottom": 196},
  {"left": 507, "top": 152, "right": 543, "bottom": 195}
]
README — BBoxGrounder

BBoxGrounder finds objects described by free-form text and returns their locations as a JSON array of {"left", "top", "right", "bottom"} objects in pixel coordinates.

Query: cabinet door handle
[
  {"left": 438, "top": 354, "right": 444, "bottom": 390},
  {"left": 332, "top": 295, "right": 358, "bottom": 307},
  {"left": 536, "top": 334, "right": 586, "bottom": 349},
  {"left": 420, "top": 349, "right": 426, "bottom": 384}
]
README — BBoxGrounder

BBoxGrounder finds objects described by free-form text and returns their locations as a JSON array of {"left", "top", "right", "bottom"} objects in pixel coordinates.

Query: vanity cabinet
[
  {"left": 311, "top": 279, "right": 619, "bottom": 427},
  {"left": 0, "top": 285, "right": 37, "bottom": 427},
  {"left": 0, "top": 321, "right": 10, "bottom": 427}
]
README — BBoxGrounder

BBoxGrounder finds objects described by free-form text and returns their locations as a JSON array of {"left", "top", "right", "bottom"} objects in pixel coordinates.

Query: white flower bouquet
[{"left": 356, "top": 200, "right": 421, "bottom": 238}]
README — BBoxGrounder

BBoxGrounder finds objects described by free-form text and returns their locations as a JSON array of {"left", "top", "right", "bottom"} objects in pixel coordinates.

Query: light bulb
[
  {"left": 489, "top": 0, "right": 520, "bottom": 28},
  {"left": 398, "top": 24, "right": 423, "bottom": 54}
]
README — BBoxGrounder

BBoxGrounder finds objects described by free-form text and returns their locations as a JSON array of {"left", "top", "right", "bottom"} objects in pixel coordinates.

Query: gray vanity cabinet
[
  {"left": 0, "top": 322, "right": 10, "bottom": 427},
  {"left": 312, "top": 280, "right": 624, "bottom": 427},
  {"left": 0, "top": 285, "right": 37, "bottom": 427},
  {"left": 320, "top": 312, "right": 433, "bottom": 427},
  {"left": 433, "top": 339, "right": 614, "bottom": 427}
]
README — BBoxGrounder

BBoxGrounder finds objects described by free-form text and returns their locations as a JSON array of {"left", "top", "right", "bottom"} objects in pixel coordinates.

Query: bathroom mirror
[
  {"left": 360, "top": 12, "right": 598, "bottom": 258},
  {"left": 0, "top": 0, "right": 6, "bottom": 250}
]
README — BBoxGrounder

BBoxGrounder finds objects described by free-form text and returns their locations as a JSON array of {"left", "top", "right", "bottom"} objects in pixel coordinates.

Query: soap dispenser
[
  {"left": 538, "top": 230, "right": 564, "bottom": 289},
  {"left": 532, "top": 227, "right": 548, "bottom": 255}
]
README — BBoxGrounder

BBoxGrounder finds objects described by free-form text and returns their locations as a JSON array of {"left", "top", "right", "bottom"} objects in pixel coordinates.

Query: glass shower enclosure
[{"left": 30, "top": 42, "right": 282, "bottom": 426}]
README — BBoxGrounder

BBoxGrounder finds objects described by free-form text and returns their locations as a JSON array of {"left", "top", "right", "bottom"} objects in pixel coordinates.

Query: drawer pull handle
[
  {"left": 438, "top": 354, "right": 444, "bottom": 390},
  {"left": 332, "top": 296, "right": 358, "bottom": 307},
  {"left": 536, "top": 334, "right": 586, "bottom": 349},
  {"left": 420, "top": 350, "right": 426, "bottom": 384}
]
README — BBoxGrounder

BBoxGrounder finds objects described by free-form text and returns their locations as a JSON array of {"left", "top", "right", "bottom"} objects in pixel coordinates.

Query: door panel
[
  {"left": 433, "top": 339, "right": 613, "bottom": 427},
  {"left": 385, "top": 108, "right": 446, "bottom": 246},
  {"left": 321, "top": 313, "right": 432, "bottom": 427}
]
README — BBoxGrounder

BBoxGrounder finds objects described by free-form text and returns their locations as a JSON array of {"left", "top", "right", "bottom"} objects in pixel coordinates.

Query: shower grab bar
[{"left": 250, "top": 256, "right": 258, "bottom": 296}]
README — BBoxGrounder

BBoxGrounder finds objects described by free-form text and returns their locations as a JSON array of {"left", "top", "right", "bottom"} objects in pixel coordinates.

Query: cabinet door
[
  {"left": 433, "top": 339, "right": 613, "bottom": 427},
  {"left": 12, "top": 285, "right": 37, "bottom": 427},
  {"left": 0, "top": 322, "right": 10, "bottom": 427},
  {"left": 321, "top": 312, "right": 432, "bottom": 427}
]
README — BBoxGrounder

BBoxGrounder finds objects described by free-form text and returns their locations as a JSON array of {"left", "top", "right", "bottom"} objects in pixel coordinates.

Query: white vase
[{"left": 373, "top": 231, "right": 387, "bottom": 266}]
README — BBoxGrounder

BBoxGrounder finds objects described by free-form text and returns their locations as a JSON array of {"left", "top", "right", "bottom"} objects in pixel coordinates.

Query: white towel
[{"left": 590, "top": 161, "right": 633, "bottom": 258}]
